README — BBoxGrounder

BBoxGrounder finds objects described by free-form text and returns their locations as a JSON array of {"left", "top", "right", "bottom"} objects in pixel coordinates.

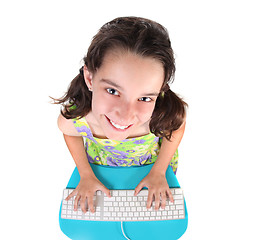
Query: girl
[{"left": 53, "top": 16, "right": 187, "bottom": 214}]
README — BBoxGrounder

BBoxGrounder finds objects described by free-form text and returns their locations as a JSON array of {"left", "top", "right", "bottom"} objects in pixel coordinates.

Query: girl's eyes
[
  {"left": 138, "top": 97, "right": 152, "bottom": 102},
  {"left": 106, "top": 88, "right": 152, "bottom": 102},
  {"left": 106, "top": 88, "right": 119, "bottom": 96}
]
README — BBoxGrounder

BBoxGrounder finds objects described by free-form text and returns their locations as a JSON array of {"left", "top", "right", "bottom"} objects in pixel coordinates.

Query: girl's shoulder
[{"left": 57, "top": 113, "right": 80, "bottom": 136}]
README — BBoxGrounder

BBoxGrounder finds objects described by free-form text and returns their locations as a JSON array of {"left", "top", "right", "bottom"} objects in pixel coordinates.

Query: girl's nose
[{"left": 116, "top": 101, "right": 136, "bottom": 124}]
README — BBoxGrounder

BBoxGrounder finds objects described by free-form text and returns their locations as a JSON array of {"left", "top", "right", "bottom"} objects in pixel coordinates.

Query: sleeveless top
[{"left": 72, "top": 117, "right": 178, "bottom": 173}]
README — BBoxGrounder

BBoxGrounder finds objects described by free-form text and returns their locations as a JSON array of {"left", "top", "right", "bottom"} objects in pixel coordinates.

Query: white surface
[{"left": 1, "top": 0, "right": 277, "bottom": 239}]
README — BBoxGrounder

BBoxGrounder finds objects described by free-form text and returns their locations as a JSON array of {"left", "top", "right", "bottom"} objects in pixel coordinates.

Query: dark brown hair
[{"left": 52, "top": 16, "right": 187, "bottom": 140}]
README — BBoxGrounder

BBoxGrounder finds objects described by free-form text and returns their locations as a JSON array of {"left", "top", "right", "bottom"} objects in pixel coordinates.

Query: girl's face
[{"left": 84, "top": 50, "right": 164, "bottom": 141}]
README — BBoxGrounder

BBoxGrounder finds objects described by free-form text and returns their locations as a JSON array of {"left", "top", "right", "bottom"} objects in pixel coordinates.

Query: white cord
[{"left": 121, "top": 221, "right": 131, "bottom": 240}]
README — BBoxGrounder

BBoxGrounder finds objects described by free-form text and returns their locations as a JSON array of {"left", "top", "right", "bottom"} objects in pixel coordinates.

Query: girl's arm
[
  {"left": 134, "top": 120, "right": 186, "bottom": 210},
  {"left": 58, "top": 114, "right": 111, "bottom": 213}
]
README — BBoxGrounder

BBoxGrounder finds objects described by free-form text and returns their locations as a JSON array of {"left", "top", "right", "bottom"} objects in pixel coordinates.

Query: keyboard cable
[{"left": 121, "top": 221, "right": 131, "bottom": 240}]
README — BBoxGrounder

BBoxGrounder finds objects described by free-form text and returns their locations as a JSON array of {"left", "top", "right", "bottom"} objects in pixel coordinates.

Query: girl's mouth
[{"left": 105, "top": 116, "right": 133, "bottom": 131}]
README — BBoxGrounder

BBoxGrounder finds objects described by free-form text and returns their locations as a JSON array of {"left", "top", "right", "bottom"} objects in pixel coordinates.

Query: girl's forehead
[
  {"left": 95, "top": 50, "right": 165, "bottom": 91},
  {"left": 102, "top": 49, "right": 162, "bottom": 68}
]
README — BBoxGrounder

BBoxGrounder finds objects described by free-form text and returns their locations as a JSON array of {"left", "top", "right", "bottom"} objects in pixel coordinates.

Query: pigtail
[
  {"left": 150, "top": 89, "right": 187, "bottom": 141},
  {"left": 51, "top": 67, "right": 92, "bottom": 119}
]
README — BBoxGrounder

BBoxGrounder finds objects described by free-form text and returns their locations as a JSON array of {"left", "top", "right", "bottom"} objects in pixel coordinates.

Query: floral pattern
[{"left": 72, "top": 117, "right": 178, "bottom": 173}]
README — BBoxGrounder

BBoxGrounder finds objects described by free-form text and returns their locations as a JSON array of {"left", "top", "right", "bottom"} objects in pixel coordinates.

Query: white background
[{"left": 1, "top": 0, "right": 277, "bottom": 239}]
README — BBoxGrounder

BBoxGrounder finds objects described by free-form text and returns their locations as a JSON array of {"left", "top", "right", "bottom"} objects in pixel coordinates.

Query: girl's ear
[{"left": 83, "top": 65, "right": 93, "bottom": 90}]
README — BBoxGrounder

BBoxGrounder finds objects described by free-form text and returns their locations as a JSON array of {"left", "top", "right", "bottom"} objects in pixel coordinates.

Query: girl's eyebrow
[
  {"left": 143, "top": 92, "right": 160, "bottom": 97},
  {"left": 100, "top": 78, "right": 159, "bottom": 96},
  {"left": 100, "top": 79, "right": 123, "bottom": 90}
]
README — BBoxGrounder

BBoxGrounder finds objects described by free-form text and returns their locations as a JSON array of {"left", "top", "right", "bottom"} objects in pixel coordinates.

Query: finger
[
  {"left": 134, "top": 182, "right": 145, "bottom": 196},
  {"left": 66, "top": 189, "right": 76, "bottom": 201},
  {"left": 101, "top": 186, "right": 111, "bottom": 198},
  {"left": 146, "top": 191, "right": 154, "bottom": 209},
  {"left": 160, "top": 192, "right": 167, "bottom": 209},
  {"left": 167, "top": 189, "right": 174, "bottom": 203},
  {"left": 88, "top": 195, "right": 95, "bottom": 213},
  {"left": 154, "top": 192, "right": 161, "bottom": 210},
  {"left": 74, "top": 195, "right": 80, "bottom": 211},
  {"left": 80, "top": 196, "right": 87, "bottom": 213}
]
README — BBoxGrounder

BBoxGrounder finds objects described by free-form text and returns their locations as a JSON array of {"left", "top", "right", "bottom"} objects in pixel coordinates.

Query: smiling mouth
[{"left": 105, "top": 116, "right": 133, "bottom": 130}]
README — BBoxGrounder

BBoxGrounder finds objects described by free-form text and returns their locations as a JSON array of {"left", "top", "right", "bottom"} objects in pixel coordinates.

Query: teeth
[{"left": 110, "top": 120, "right": 129, "bottom": 130}]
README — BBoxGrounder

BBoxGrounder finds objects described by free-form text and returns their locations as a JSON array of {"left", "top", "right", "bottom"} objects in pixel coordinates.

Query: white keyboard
[{"left": 61, "top": 188, "right": 185, "bottom": 222}]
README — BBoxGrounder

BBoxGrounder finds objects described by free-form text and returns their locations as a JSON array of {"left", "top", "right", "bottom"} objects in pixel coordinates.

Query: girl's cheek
[
  {"left": 137, "top": 103, "right": 156, "bottom": 120},
  {"left": 92, "top": 91, "right": 115, "bottom": 108}
]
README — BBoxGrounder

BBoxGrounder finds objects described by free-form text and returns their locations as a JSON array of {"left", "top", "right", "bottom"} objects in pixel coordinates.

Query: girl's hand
[
  {"left": 65, "top": 176, "right": 111, "bottom": 213},
  {"left": 134, "top": 171, "right": 174, "bottom": 210}
]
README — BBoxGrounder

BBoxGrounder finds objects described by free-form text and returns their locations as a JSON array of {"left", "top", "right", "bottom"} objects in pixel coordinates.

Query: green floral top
[{"left": 72, "top": 117, "right": 178, "bottom": 173}]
